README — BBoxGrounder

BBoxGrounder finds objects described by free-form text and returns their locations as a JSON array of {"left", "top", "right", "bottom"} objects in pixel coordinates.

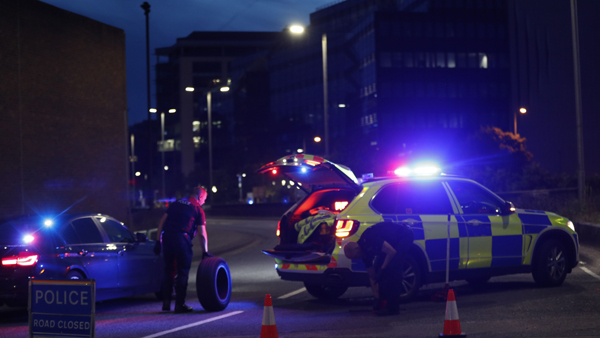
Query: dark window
[
  {"left": 60, "top": 224, "right": 80, "bottom": 244},
  {"left": 371, "top": 181, "right": 453, "bottom": 215},
  {"left": 97, "top": 218, "right": 135, "bottom": 243},
  {"left": 67, "top": 218, "right": 104, "bottom": 244},
  {"left": 446, "top": 180, "right": 504, "bottom": 214}
]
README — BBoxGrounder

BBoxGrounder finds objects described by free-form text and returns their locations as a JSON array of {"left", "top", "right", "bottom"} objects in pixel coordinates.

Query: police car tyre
[
  {"left": 66, "top": 270, "right": 84, "bottom": 280},
  {"left": 398, "top": 255, "right": 422, "bottom": 303},
  {"left": 532, "top": 239, "right": 568, "bottom": 287},
  {"left": 303, "top": 282, "right": 348, "bottom": 300},
  {"left": 196, "top": 257, "right": 231, "bottom": 311}
]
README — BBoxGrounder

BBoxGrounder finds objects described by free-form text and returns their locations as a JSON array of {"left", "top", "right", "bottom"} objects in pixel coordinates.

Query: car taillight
[
  {"left": 334, "top": 201, "right": 349, "bottom": 211},
  {"left": 335, "top": 219, "right": 359, "bottom": 238},
  {"left": 276, "top": 220, "right": 281, "bottom": 237},
  {"left": 1, "top": 252, "right": 39, "bottom": 267}
]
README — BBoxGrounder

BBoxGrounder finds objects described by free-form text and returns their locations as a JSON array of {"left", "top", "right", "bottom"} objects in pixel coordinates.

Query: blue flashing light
[
  {"left": 23, "top": 234, "right": 35, "bottom": 244},
  {"left": 43, "top": 219, "right": 53, "bottom": 227},
  {"left": 247, "top": 199, "right": 254, "bottom": 205},
  {"left": 300, "top": 167, "right": 307, "bottom": 173},
  {"left": 394, "top": 163, "right": 441, "bottom": 177}
]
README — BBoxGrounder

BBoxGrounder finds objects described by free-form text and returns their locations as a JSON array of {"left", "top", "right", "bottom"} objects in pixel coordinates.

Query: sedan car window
[
  {"left": 97, "top": 218, "right": 135, "bottom": 243},
  {"left": 67, "top": 218, "right": 104, "bottom": 244}
]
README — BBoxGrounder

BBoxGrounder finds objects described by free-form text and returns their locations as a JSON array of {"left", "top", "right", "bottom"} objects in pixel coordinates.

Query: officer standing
[
  {"left": 343, "top": 222, "right": 414, "bottom": 316},
  {"left": 154, "top": 186, "right": 207, "bottom": 313}
]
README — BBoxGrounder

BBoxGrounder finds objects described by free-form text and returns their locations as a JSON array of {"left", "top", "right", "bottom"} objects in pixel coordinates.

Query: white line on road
[
  {"left": 140, "top": 311, "right": 244, "bottom": 338},
  {"left": 278, "top": 287, "right": 306, "bottom": 299},
  {"left": 580, "top": 266, "right": 600, "bottom": 280}
]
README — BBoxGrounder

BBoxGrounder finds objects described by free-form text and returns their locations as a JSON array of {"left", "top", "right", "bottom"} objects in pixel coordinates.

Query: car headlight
[{"left": 567, "top": 221, "right": 575, "bottom": 232}]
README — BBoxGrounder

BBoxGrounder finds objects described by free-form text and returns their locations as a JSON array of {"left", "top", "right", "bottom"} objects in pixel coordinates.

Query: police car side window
[
  {"left": 97, "top": 218, "right": 135, "bottom": 243},
  {"left": 371, "top": 182, "right": 453, "bottom": 214},
  {"left": 68, "top": 218, "right": 104, "bottom": 244},
  {"left": 447, "top": 181, "right": 504, "bottom": 214},
  {"left": 371, "top": 184, "right": 399, "bottom": 213}
]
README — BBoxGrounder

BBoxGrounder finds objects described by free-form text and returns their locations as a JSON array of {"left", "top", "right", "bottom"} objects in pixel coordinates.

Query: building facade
[{"left": 0, "top": 0, "right": 130, "bottom": 221}]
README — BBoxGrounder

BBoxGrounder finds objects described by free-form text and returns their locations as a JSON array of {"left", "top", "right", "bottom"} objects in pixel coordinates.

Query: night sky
[{"left": 40, "top": 0, "right": 331, "bottom": 125}]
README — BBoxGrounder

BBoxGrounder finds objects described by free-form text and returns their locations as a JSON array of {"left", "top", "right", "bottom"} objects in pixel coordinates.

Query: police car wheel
[
  {"left": 532, "top": 239, "right": 568, "bottom": 287},
  {"left": 398, "top": 255, "right": 422, "bottom": 303},
  {"left": 303, "top": 282, "right": 348, "bottom": 300},
  {"left": 66, "top": 270, "right": 84, "bottom": 280},
  {"left": 196, "top": 257, "right": 232, "bottom": 311}
]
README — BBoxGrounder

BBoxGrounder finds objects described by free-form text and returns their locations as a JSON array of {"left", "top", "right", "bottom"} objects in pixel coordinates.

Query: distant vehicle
[
  {"left": 0, "top": 213, "right": 163, "bottom": 307},
  {"left": 259, "top": 154, "right": 580, "bottom": 302}
]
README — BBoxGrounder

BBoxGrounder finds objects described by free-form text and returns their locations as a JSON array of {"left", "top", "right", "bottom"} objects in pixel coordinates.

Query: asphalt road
[{"left": 1, "top": 218, "right": 600, "bottom": 337}]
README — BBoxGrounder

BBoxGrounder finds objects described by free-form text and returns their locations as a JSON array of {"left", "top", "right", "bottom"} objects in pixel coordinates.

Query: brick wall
[{"left": 0, "top": 0, "right": 130, "bottom": 223}]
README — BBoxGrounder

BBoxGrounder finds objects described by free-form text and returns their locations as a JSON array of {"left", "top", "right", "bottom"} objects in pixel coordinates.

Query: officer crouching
[{"left": 154, "top": 186, "right": 207, "bottom": 313}]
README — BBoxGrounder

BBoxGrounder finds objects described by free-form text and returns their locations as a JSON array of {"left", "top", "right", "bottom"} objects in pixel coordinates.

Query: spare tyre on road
[{"left": 196, "top": 256, "right": 232, "bottom": 311}]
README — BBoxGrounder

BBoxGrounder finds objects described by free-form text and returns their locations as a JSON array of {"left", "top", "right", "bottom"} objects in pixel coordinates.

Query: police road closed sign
[{"left": 29, "top": 280, "right": 95, "bottom": 338}]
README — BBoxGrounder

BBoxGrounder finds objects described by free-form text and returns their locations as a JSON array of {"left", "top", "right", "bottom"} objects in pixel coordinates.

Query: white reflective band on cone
[
  {"left": 262, "top": 306, "right": 276, "bottom": 325},
  {"left": 445, "top": 300, "right": 460, "bottom": 320}
]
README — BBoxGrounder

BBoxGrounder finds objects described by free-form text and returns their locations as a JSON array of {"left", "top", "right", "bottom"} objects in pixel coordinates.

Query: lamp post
[
  {"left": 205, "top": 86, "right": 230, "bottom": 202},
  {"left": 322, "top": 33, "right": 329, "bottom": 158},
  {"left": 514, "top": 107, "right": 526, "bottom": 135},
  {"left": 571, "top": 0, "right": 585, "bottom": 201},
  {"left": 141, "top": 2, "right": 152, "bottom": 206},
  {"left": 151, "top": 108, "right": 176, "bottom": 200},
  {"left": 289, "top": 25, "right": 329, "bottom": 158}
]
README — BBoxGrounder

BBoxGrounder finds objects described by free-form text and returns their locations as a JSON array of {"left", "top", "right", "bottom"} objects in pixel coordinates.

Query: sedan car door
[
  {"left": 95, "top": 216, "right": 160, "bottom": 294},
  {"left": 58, "top": 217, "right": 119, "bottom": 293}
]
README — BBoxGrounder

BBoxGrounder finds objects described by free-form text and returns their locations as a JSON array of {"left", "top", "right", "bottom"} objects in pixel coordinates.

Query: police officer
[
  {"left": 344, "top": 222, "right": 414, "bottom": 316},
  {"left": 154, "top": 186, "right": 207, "bottom": 313}
]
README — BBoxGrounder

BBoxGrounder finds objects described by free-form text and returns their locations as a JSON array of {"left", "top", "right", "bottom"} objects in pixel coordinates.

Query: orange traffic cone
[
  {"left": 260, "top": 294, "right": 279, "bottom": 338},
  {"left": 439, "top": 289, "right": 466, "bottom": 337}
]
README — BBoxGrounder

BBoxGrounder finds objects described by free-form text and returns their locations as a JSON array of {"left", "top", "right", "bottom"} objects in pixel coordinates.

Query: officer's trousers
[{"left": 162, "top": 232, "right": 193, "bottom": 307}]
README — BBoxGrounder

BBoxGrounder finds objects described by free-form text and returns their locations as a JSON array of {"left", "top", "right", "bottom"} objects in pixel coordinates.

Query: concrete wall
[{"left": 0, "top": 0, "right": 130, "bottom": 222}]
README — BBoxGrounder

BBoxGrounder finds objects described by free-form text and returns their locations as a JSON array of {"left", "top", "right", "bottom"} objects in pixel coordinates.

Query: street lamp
[
  {"left": 289, "top": 25, "right": 329, "bottom": 158},
  {"left": 237, "top": 173, "right": 246, "bottom": 202},
  {"left": 514, "top": 107, "right": 526, "bottom": 135},
  {"left": 151, "top": 108, "right": 176, "bottom": 200},
  {"left": 205, "top": 86, "right": 230, "bottom": 202}
]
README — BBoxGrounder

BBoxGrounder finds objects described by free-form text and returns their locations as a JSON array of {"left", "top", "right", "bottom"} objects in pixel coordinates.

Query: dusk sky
[{"left": 41, "top": 0, "right": 331, "bottom": 125}]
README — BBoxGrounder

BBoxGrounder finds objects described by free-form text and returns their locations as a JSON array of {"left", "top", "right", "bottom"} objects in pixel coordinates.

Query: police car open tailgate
[
  {"left": 256, "top": 154, "right": 361, "bottom": 193},
  {"left": 262, "top": 250, "right": 330, "bottom": 263}
]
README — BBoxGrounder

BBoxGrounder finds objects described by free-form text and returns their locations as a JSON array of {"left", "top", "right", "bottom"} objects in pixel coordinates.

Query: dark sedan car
[{"left": 0, "top": 213, "right": 163, "bottom": 306}]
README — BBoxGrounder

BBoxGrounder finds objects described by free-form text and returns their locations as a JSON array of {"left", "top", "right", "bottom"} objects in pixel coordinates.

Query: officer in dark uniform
[
  {"left": 154, "top": 186, "right": 207, "bottom": 313},
  {"left": 344, "top": 222, "right": 414, "bottom": 316}
]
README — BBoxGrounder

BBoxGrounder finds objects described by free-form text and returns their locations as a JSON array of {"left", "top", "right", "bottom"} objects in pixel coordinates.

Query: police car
[{"left": 258, "top": 154, "right": 579, "bottom": 302}]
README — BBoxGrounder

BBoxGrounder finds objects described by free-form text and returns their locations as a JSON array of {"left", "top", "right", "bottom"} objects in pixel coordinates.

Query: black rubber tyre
[
  {"left": 66, "top": 270, "right": 84, "bottom": 280},
  {"left": 304, "top": 282, "right": 348, "bottom": 300},
  {"left": 532, "top": 239, "right": 568, "bottom": 287},
  {"left": 196, "top": 257, "right": 232, "bottom": 311},
  {"left": 398, "top": 255, "right": 422, "bottom": 304}
]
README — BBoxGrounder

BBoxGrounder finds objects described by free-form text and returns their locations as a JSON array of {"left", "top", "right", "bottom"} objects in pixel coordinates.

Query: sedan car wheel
[{"left": 66, "top": 270, "right": 84, "bottom": 280}]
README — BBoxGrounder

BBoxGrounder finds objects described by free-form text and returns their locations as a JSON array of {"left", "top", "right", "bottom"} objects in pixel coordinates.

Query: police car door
[
  {"left": 445, "top": 180, "right": 523, "bottom": 269},
  {"left": 375, "top": 180, "right": 463, "bottom": 272}
]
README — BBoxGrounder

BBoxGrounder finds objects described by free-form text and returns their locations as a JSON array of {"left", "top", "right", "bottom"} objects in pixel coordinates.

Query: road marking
[
  {"left": 140, "top": 311, "right": 243, "bottom": 338},
  {"left": 278, "top": 287, "right": 306, "bottom": 299},
  {"left": 580, "top": 266, "right": 600, "bottom": 280}
]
